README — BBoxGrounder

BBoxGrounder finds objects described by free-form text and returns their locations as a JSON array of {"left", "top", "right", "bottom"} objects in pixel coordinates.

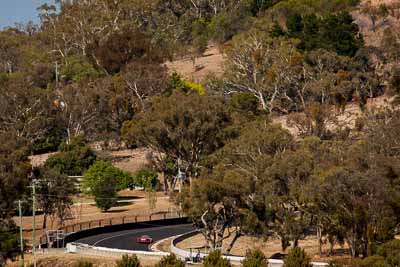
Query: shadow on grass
[
  {"left": 91, "top": 201, "right": 132, "bottom": 208},
  {"left": 117, "top": 195, "right": 142, "bottom": 200},
  {"left": 114, "top": 201, "right": 133, "bottom": 207},
  {"left": 103, "top": 209, "right": 129, "bottom": 213}
]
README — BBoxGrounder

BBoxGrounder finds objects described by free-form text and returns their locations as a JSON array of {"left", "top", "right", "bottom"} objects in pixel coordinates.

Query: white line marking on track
[{"left": 92, "top": 224, "right": 190, "bottom": 246}]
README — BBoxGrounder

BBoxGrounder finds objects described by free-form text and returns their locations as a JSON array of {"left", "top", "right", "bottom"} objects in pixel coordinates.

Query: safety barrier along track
[{"left": 170, "top": 231, "right": 329, "bottom": 267}]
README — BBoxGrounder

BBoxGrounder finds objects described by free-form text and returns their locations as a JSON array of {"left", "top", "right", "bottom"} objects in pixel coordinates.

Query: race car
[{"left": 136, "top": 235, "right": 153, "bottom": 244}]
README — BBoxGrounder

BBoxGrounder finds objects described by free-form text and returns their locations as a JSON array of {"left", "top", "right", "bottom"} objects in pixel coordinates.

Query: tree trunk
[
  {"left": 317, "top": 226, "right": 323, "bottom": 257},
  {"left": 226, "top": 231, "right": 241, "bottom": 254},
  {"left": 43, "top": 213, "right": 47, "bottom": 229},
  {"left": 162, "top": 173, "right": 169, "bottom": 195}
]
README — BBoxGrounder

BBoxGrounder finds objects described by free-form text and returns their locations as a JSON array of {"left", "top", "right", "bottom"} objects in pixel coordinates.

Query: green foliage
[
  {"left": 31, "top": 124, "right": 65, "bottom": 154},
  {"left": 116, "top": 254, "right": 141, "bottom": 267},
  {"left": 0, "top": 222, "right": 20, "bottom": 266},
  {"left": 82, "top": 160, "right": 131, "bottom": 212},
  {"left": 203, "top": 250, "right": 232, "bottom": 267},
  {"left": 74, "top": 260, "right": 94, "bottom": 267},
  {"left": 360, "top": 256, "right": 388, "bottom": 267},
  {"left": 0, "top": 133, "right": 31, "bottom": 220},
  {"left": 155, "top": 254, "right": 185, "bottom": 267},
  {"left": 36, "top": 167, "right": 77, "bottom": 228},
  {"left": 208, "top": 9, "right": 252, "bottom": 43},
  {"left": 60, "top": 55, "right": 101, "bottom": 82},
  {"left": 287, "top": 12, "right": 363, "bottom": 56},
  {"left": 229, "top": 93, "right": 260, "bottom": 116},
  {"left": 376, "top": 240, "right": 400, "bottom": 258},
  {"left": 169, "top": 72, "right": 206, "bottom": 95},
  {"left": 133, "top": 169, "right": 158, "bottom": 189},
  {"left": 284, "top": 248, "right": 312, "bottom": 267},
  {"left": 83, "top": 160, "right": 132, "bottom": 192},
  {"left": 45, "top": 136, "right": 97, "bottom": 176},
  {"left": 242, "top": 249, "right": 268, "bottom": 267},
  {"left": 92, "top": 174, "right": 118, "bottom": 212}
]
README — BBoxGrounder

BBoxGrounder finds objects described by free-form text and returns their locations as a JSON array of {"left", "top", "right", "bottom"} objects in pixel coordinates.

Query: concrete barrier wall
[
  {"left": 67, "top": 242, "right": 169, "bottom": 259},
  {"left": 170, "top": 231, "right": 329, "bottom": 267}
]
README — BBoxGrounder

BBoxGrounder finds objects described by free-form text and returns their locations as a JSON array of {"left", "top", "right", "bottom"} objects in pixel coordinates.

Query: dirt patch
[
  {"left": 166, "top": 46, "right": 224, "bottom": 83},
  {"left": 111, "top": 148, "right": 150, "bottom": 174},
  {"left": 6, "top": 253, "right": 161, "bottom": 267}
]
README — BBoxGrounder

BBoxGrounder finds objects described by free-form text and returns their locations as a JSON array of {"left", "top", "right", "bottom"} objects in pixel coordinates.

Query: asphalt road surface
[{"left": 74, "top": 222, "right": 194, "bottom": 251}]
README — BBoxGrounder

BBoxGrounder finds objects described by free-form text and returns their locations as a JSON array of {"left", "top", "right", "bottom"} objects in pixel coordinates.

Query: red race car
[{"left": 136, "top": 235, "right": 153, "bottom": 244}]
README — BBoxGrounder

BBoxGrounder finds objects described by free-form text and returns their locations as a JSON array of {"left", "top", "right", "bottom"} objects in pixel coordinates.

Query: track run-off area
[{"left": 73, "top": 221, "right": 194, "bottom": 251}]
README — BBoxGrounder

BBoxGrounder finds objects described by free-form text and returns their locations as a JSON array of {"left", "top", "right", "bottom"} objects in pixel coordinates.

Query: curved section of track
[{"left": 74, "top": 222, "right": 194, "bottom": 251}]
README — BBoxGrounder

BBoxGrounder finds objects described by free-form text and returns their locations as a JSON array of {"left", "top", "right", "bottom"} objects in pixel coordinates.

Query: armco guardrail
[
  {"left": 39, "top": 210, "right": 184, "bottom": 246},
  {"left": 67, "top": 242, "right": 169, "bottom": 258},
  {"left": 170, "top": 231, "right": 328, "bottom": 267}
]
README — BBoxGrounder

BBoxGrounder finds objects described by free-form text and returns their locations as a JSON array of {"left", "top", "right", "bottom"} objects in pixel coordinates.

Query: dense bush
[
  {"left": 284, "top": 248, "right": 312, "bottom": 267},
  {"left": 0, "top": 223, "right": 19, "bottom": 266},
  {"left": 116, "top": 254, "right": 141, "bottom": 267},
  {"left": 203, "top": 250, "right": 232, "bottom": 267},
  {"left": 83, "top": 160, "right": 132, "bottom": 192},
  {"left": 83, "top": 160, "right": 132, "bottom": 211},
  {"left": 285, "top": 12, "right": 363, "bottom": 56},
  {"left": 155, "top": 254, "right": 185, "bottom": 267},
  {"left": 133, "top": 169, "right": 158, "bottom": 189},
  {"left": 169, "top": 72, "right": 205, "bottom": 95},
  {"left": 44, "top": 136, "right": 97, "bottom": 176},
  {"left": 242, "top": 249, "right": 268, "bottom": 267}
]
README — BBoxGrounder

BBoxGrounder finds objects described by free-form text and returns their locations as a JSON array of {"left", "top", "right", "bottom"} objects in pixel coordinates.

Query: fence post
[
  {"left": 99, "top": 220, "right": 102, "bottom": 227},
  {"left": 110, "top": 219, "right": 112, "bottom": 225},
  {"left": 164, "top": 213, "right": 166, "bottom": 220},
  {"left": 122, "top": 217, "right": 125, "bottom": 224},
  {"left": 135, "top": 216, "right": 137, "bottom": 223}
]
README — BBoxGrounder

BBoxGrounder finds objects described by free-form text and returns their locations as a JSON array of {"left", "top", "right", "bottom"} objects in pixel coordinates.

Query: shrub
[
  {"left": 133, "top": 169, "right": 158, "bottom": 189},
  {"left": 83, "top": 160, "right": 132, "bottom": 192},
  {"left": 155, "top": 254, "right": 185, "bottom": 267},
  {"left": 168, "top": 72, "right": 206, "bottom": 95},
  {"left": 284, "top": 247, "right": 312, "bottom": 267},
  {"left": 92, "top": 175, "right": 117, "bottom": 212},
  {"left": 203, "top": 250, "right": 232, "bottom": 267},
  {"left": 229, "top": 92, "right": 259, "bottom": 115},
  {"left": 242, "top": 249, "right": 268, "bottom": 267},
  {"left": 116, "top": 254, "right": 141, "bottom": 267},
  {"left": 60, "top": 55, "right": 100, "bottom": 82},
  {"left": 377, "top": 240, "right": 400, "bottom": 258},
  {"left": 360, "top": 255, "right": 388, "bottom": 267},
  {"left": 45, "top": 136, "right": 96, "bottom": 176}
]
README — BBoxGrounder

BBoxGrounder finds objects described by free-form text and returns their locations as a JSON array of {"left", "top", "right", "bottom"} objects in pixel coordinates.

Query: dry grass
[
  {"left": 111, "top": 148, "right": 151, "bottom": 174},
  {"left": 177, "top": 233, "right": 349, "bottom": 262},
  {"left": 6, "top": 252, "right": 161, "bottom": 267}
]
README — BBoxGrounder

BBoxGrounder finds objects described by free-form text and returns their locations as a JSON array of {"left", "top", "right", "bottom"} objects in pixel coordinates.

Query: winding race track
[{"left": 74, "top": 222, "right": 194, "bottom": 251}]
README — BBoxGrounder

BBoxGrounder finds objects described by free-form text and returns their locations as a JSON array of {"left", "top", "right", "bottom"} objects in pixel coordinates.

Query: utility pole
[
  {"left": 16, "top": 200, "right": 25, "bottom": 267},
  {"left": 31, "top": 180, "right": 38, "bottom": 267}
]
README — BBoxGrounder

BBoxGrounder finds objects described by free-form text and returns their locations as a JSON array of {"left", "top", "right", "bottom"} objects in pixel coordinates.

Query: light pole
[
  {"left": 30, "top": 179, "right": 40, "bottom": 267},
  {"left": 16, "top": 200, "right": 25, "bottom": 267}
]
